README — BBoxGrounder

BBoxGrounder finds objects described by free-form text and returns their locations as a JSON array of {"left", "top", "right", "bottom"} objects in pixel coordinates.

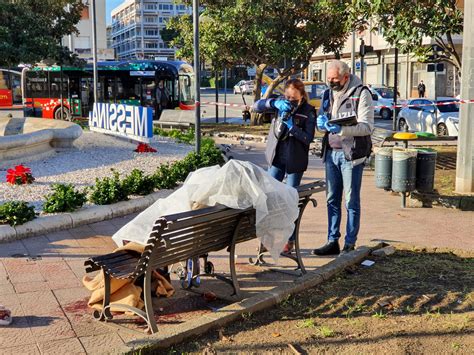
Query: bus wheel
[{"left": 54, "top": 107, "right": 72, "bottom": 121}]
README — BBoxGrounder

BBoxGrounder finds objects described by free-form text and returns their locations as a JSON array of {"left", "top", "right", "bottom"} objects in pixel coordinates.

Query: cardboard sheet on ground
[{"left": 112, "top": 160, "right": 299, "bottom": 261}]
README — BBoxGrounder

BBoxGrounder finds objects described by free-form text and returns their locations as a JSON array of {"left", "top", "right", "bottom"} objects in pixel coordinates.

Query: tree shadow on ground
[{"left": 157, "top": 249, "right": 473, "bottom": 354}]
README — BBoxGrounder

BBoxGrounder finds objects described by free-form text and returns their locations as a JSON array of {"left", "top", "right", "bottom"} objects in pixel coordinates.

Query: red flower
[
  {"left": 134, "top": 143, "right": 157, "bottom": 153},
  {"left": 5, "top": 165, "right": 35, "bottom": 185}
]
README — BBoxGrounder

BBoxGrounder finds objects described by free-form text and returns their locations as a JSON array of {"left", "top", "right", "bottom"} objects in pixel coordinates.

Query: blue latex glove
[
  {"left": 272, "top": 99, "right": 292, "bottom": 112},
  {"left": 324, "top": 122, "right": 342, "bottom": 134},
  {"left": 282, "top": 117, "right": 294, "bottom": 130},
  {"left": 317, "top": 114, "right": 328, "bottom": 131}
]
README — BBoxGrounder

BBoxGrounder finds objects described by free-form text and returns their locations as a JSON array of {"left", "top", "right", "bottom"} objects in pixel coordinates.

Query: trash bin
[
  {"left": 374, "top": 147, "right": 393, "bottom": 190},
  {"left": 391, "top": 148, "right": 418, "bottom": 193},
  {"left": 416, "top": 148, "right": 437, "bottom": 192}
]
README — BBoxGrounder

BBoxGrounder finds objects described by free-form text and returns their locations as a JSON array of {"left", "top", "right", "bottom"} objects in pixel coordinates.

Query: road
[
  {"left": 200, "top": 88, "right": 396, "bottom": 130},
  {"left": 0, "top": 88, "right": 396, "bottom": 131}
]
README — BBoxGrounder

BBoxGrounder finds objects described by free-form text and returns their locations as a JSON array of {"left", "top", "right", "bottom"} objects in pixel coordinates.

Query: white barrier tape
[{"left": 202, "top": 99, "right": 474, "bottom": 110}]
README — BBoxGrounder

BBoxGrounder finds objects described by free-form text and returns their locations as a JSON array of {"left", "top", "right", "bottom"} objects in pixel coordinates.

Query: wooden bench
[{"left": 84, "top": 180, "right": 325, "bottom": 333}]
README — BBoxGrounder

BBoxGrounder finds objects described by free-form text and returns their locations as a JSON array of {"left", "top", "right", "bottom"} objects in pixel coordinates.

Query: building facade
[
  {"left": 109, "top": 0, "right": 191, "bottom": 60},
  {"left": 309, "top": 26, "right": 462, "bottom": 100},
  {"left": 62, "top": 1, "right": 115, "bottom": 62}
]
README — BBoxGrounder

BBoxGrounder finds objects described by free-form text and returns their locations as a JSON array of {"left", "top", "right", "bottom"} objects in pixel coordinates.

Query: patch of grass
[
  {"left": 372, "top": 310, "right": 387, "bottom": 319},
  {"left": 296, "top": 318, "right": 316, "bottom": 329},
  {"left": 241, "top": 312, "right": 253, "bottom": 320},
  {"left": 318, "top": 325, "right": 335, "bottom": 338}
]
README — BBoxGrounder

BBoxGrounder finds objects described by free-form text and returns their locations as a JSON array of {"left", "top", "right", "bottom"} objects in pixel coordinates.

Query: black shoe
[
  {"left": 340, "top": 244, "right": 355, "bottom": 255},
  {"left": 311, "top": 241, "right": 340, "bottom": 256}
]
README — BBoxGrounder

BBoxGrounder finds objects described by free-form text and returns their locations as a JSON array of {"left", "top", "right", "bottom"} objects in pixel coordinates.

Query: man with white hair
[{"left": 312, "top": 60, "right": 374, "bottom": 256}]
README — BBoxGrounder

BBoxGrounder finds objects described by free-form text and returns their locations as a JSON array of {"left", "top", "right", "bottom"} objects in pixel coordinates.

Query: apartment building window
[
  {"left": 145, "top": 4, "right": 156, "bottom": 10},
  {"left": 145, "top": 29, "right": 158, "bottom": 36},
  {"left": 158, "top": 4, "right": 173, "bottom": 10},
  {"left": 145, "top": 17, "right": 155, "bottom": 23},
  {"left": 145, "top": 42, "right": 158, "bottom": 49}
]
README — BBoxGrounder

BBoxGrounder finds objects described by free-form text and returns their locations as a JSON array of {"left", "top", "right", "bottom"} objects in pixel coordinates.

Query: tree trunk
[{"left": 250, "top": 64, "right": 267, "bottom": 126}]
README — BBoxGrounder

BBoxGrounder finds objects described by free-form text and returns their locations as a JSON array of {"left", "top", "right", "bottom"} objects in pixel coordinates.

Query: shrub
[
  {"left": 122, "top": 169, "right": 156, "bottom": 196},
  {"left": 154, "top": 128, "right": 195, "bottom": 144},
  {"left": 153, "top": 163, "right": 179, "bottom": 190},
  {"left": 89, "top": 171, "right": 129, "bottom": 205},
  {"left": 0, "top": 201, "right": 36, "bottom": 226},
  {"left": 43, "top": 184, "right": 87, "bottom": 213}
]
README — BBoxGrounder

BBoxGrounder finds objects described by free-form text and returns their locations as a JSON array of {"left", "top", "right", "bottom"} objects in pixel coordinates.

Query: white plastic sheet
[{"left": 112, "top": 160, "right": 299, "bottom": 261}]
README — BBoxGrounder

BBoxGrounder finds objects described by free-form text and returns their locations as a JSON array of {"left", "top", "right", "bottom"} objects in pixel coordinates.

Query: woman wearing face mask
[{"left": 252, "top": 78, "right": 316, "bottom": 253}]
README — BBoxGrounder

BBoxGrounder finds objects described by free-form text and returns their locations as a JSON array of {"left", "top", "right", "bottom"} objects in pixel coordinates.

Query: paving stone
[
  {"left": 0, "top": 282, "right": 15, "bottom": 295},
  {"left": 3, "top": 261, "right": 44, "bottom": 284},
  {"left": 17, "top": 290, "right": 64, "bottom": 317},
  {"left": 44, "top": 230, "right": 75, "bottom": 243},
  {"left": 37, "top": 338, "right": 86, "bottom": 355},
  {"left": 27, "top": 315, "right": 76, "bottom": 342},
  {"left": 79, "top": 333, "right": 124, "bottom": 354},
  {"left": 13, "top": 281, "right": 50, "bottom": 294},
  {"left": 0, "top": 241, "right": 28, "bottom": 258},
  {"left": 0, "top": 298, "right": 37, "bottom": 349},
  {"left": 0, "top": 344, "right": 40, "bottom": 355}
]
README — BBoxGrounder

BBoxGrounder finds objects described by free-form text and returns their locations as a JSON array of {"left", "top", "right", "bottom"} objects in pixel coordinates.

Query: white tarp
[{"left": 112, "top": 159, "right": 299, "bottom": 261}]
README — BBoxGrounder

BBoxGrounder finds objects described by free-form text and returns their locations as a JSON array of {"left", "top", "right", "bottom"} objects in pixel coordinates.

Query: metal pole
[
  {"left": 215, "top": 69, "right": 218, "bottom": 123},
  {"left": 351, "top": 31, "right": 356, "bottom": 73},
  {"left": 193, "top": 0, "right": 201, "bottom": 153},
  {"left": 224, "top": 67, "right": 227, "bottom": 123},
  {"left": 455, "top": 0, "right": 474, "bottom": 193},
  {"left": 360, "top": 39, "right": 365, "bottom": 84},
  {"left": 392, "top": 47, "right": 398, "bottom": 131},
  {"left": 91, "top": 0, "right": 98, "bottom": 105}
]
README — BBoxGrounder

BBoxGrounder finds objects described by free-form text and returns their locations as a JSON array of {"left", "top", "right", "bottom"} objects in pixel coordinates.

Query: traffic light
[{"left": 359, "top": 44, "right": 374, "bottom": 56}]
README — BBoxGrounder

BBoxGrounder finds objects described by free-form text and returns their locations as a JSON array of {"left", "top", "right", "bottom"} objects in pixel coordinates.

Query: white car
[
  {"left": 370, "top": 86, "right": 398, "bottom": 120},
  {"left": 397, "top": 98, "right": 459, "bottom": 136},
  {"left": 233, "top": 80, "right": 254, "bottom": 95}
]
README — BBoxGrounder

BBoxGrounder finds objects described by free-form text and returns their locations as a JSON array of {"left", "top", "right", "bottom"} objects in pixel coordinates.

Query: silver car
[
  {"left": 233, "top": 80, "right": 254, "bottom": 95},
  {"left": 397, "top": 98, "right": 459, "bottom": 136}
]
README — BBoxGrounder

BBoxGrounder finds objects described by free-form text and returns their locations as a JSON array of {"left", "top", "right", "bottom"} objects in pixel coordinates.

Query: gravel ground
[{"left": 0, "top": 131, "right": 192, "bottom": 211}]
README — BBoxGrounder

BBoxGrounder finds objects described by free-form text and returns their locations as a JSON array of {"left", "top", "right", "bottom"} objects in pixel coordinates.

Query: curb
[
  {"left": 0, "top": 190, "right": 173, "bottom": 243},
  {"left": 119, "top": 241, "right": 385, "bottom": 353}
]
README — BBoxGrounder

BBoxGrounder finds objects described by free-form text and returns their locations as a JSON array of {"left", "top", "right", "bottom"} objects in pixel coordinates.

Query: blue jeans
[
  {"left": 268, "top": 165, "right": 303, "bottom": 242},
  {"left": 325, "top": 150, "right": 364, "bottom": 246}
]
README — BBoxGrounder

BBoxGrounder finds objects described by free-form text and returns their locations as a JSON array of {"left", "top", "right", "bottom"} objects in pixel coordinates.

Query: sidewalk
[{"left": 0, "top": 141, "right": 472, "bottom": 354}]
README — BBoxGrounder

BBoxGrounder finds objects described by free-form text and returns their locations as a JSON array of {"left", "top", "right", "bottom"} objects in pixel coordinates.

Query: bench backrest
[{"left": 131, "top": 180, "right": 326, "bottom": 277}]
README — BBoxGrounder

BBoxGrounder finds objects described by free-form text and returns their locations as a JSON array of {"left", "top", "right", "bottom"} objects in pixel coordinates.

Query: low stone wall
[{"left": 0, "top": 117, "right": 82, "bottom": 166}]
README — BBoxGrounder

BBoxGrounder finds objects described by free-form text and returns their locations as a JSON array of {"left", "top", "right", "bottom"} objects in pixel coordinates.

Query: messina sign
[{"left": 88, "top": 103, "right": 153, "bottom": 142}]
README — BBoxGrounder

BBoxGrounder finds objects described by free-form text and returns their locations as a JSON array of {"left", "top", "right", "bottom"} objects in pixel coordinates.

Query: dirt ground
[{"left": 157, "top": 246, "right": 474, "bottom": 355}]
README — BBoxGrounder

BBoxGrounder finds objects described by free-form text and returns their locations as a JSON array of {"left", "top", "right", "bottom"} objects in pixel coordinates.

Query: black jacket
[{"left": 253, "top": 98, "right": 316, "bottom": 173}]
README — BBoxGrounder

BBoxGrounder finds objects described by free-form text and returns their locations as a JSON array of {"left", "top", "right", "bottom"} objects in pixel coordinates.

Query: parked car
[
  {"left": 233, "top": 80, "right": 254, "bottom": 95},
  {"left": 303, "top": 81, "right": 328, "bottom": 111},
  {"left": 369, "top": 86, "right": 399, "bottom": 120},
  {"left": 397, "top": 98, "right": 459, "bottom": 136}
]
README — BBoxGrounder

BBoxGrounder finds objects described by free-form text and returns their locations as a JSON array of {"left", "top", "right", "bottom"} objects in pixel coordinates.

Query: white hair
[{"left": 327, "top": 60, "right": 350, "bottom": 76}]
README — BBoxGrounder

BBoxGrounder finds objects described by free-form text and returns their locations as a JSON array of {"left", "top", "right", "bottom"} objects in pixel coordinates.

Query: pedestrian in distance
[
  {"left": 252, "top": 78, "right": 316, "bottom": 254},
  {"left": 418, "top": 80, "right": 426, "bottom": 98},
  {"left": 313, "top": 60, "right": 374, "bottom": 256}
]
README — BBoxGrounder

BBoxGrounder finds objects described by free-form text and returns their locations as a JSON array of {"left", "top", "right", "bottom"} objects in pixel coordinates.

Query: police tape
[{"left": 201, "top": 99, "right": 474, "bottom": 110}]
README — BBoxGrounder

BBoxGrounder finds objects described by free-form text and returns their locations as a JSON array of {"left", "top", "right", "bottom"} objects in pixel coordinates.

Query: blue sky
[{"left": 106, "top": 0, "right": 124, "bottom": 24}]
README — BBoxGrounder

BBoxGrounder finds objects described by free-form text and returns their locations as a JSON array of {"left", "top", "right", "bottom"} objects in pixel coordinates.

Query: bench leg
[
  {"left": 293, "top": 218, "right": 306, "bottom": 275},
  {"left": 143, "top": 269, "right": 158, "bottom": 334},
  {"left": 229, "top": 237, "right": 241, "bottom": 297},
  {"left": 93, "top": 270, "right": 113, "bottom": 321}
]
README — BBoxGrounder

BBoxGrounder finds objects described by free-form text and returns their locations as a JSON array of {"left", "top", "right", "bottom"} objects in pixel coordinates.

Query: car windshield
[
  {"left": 374, "top": 88, "right": 394, "bottom": 99},
  {"left": 436, "top": 100, "right": 459, "bottom": 113}
]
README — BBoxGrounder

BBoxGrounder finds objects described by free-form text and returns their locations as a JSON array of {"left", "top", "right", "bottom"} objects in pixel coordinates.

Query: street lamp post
[
  {"left": 90, "top": 0, "right": 98, "bottom": 105},
  {"left": 193, "top": 0, "right": 201, "bottom": 153},
  {"left": 455, "top": 0, "right": 474, "bottom": 193}
]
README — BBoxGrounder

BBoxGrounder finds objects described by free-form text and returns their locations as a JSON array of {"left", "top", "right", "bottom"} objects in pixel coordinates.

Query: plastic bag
[{"left": 112, "top": 160, "right": 299, "bottom": 261}]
